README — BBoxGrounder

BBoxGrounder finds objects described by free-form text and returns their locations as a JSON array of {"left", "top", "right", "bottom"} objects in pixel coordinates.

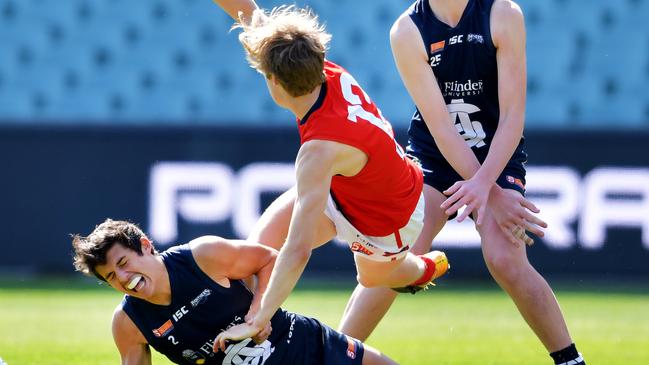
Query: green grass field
[{"left": 1, "top": 278, "right": 648, "bottom": 365}]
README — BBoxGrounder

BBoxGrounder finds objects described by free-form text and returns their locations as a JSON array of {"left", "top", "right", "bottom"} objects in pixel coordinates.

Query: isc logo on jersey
[
  {"left": 152, "top": 304, "right": 193, "bottom": 337},
  {"left": 430, "top": 34, "right": 484, "bottom": 67}
]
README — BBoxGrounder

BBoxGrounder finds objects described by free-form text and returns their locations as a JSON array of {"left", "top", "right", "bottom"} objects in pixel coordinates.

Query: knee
[{"left": 484, "top": 252, "right": 524, "bottom": 285}]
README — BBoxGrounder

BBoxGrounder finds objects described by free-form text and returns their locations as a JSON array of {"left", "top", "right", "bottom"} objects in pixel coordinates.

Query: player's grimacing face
[{"left": 95, "top": 241, "right": 156, "bottom": 299}]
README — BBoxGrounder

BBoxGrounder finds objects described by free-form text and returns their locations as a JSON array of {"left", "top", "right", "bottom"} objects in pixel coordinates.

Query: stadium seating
[{"left": 0, "top": 0, "right": 647, "bottom": 127}]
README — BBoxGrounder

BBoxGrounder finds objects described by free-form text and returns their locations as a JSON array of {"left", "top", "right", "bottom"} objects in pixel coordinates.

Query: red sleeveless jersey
[{"left": 297, "top": 61, "right": 423, "bottom": 236}]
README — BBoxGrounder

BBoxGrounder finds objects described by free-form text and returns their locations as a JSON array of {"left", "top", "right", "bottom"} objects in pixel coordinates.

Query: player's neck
[
  {"left": 147, "top": 257, "right": 172, "bottom": 306},
  {"left": 428, "top": 0, "right": 470, "bottom": 28},
  {"left": 287, "top": 84, "right": 323, "bottom": 120}
]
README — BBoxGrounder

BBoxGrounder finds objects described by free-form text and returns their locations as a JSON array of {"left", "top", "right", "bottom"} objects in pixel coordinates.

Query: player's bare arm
[
  {"left": 189, "top": 236, "right": 277, "bottom": 317},
  {"left": 481, "top": 0, "right": 527, "bottom": 182},
  {"left": 480, "top": 0, "right": 547, "bottom": 242},
  {"left": 440, "top": 2, "right": 528, "bottom": 217},
  {"left": 248, "top": 140, "right": 335, "bottom": 326},
  {"left": 214, "top": 140, "right": 365, "bottom": 350},
  {"left": 249, "top": 140, "right": 367, "bottom": 324},
  {"left": 211, "top": 0, "right": 258, "bottom": 21},
  {"left": 112, "top": 306, "right": 152, "bottom": 365},
  {"left": 440, "top": 0, "right": 547, "bottom": 242}
]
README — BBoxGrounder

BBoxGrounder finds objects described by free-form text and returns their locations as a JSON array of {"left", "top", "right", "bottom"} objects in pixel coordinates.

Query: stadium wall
[{"left": 1, "top": 125, "right": 648, "bottom": 279}]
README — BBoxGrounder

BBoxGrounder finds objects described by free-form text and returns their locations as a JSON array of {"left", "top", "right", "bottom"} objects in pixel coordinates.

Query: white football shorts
[{"left": 324, "top": 193, "right": 425, "bottom": 262}]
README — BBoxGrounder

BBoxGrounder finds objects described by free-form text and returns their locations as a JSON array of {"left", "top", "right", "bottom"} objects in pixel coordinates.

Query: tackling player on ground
[{"left": 72, "top": 219, "right": 399, "bottom": 365}]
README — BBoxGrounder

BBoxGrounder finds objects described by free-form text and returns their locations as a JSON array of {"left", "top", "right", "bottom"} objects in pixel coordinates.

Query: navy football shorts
[
  {"left": 298, "top": 315, "right": 364, "bottom": 365},
  {"left": 407, "top": 148, "right": 527, "bottom": 220}
]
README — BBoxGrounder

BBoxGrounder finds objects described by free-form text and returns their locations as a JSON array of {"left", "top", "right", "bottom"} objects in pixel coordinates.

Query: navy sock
[{"left": 550, "top": 343, "right": 585, "bottom": 365}]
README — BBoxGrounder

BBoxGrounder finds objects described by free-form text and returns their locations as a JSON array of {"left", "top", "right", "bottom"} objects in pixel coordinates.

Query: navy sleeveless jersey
[
  {"left": 121, "top": 244, "right": 317, "bottom": 365},
  {"left": 407, "top": 0, "right": 526, "bottom": 163}
]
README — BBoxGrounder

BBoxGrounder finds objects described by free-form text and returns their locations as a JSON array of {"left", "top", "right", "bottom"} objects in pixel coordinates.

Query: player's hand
[
  {"left": 245, "top": 310, "right": 272, "bottom": 344},
  {"left": 213, "top": 321, "right": 265, "bottom": 352},
  {"left": 251, "top": 321, "right": 272, "bottom": 344},
  {"left": 441, "top": 176, "right": 492, "bottom": 224},
  {"left": 488, "top": 186, "right": 547, "bottom": 246}
]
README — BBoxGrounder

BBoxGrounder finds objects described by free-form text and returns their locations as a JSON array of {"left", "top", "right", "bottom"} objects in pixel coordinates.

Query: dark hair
[{"left": 71, "top": 219, "right": 155, "bottom": 281}]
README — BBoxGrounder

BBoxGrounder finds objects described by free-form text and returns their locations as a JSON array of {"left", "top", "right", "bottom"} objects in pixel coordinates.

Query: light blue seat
[
  {"left": 576, "top": 96, "right": 646, "bottom": 128},
  {"left": 582, "top": 28, "right": 645, "bottom": 88},
  {"left": 1, "top": 0, "right": 647, "bottom": 127},
  {"left": 527, "top": 28, "right": 574, "bottom": 85},
  {"left": 518, "top": 0, "right": 556, "bottom": 38},
  {"left": 526, "top": 90, "right": 572, "bottom": 128},
  {"left": 0, "top": 89, "right": 34, "bottom": 121}
]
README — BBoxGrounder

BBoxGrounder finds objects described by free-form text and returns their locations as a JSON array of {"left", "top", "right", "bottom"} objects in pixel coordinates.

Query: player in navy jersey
[
  {"left": 71, "top": 219, "right": 398, "bottom": 365},
  {"left": 336, "top": 1, "right": 586, "bottom": 365}
]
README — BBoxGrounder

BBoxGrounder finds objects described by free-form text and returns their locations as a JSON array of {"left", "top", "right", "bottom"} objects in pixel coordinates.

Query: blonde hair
[{"left": 237, "top": 6, "right": 331, "bottom": 97}]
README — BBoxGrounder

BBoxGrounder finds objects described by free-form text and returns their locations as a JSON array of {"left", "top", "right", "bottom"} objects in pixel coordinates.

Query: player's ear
[{"left": 140, "top": 237, "right": 154, "bottom": 255}]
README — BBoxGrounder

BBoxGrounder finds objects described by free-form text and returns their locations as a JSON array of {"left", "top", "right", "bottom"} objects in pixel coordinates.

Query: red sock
[{"left": 411, "top": 255, "right": 437, "bottom": 286}]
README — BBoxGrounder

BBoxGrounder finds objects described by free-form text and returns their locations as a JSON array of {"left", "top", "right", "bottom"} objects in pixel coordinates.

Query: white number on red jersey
[{"left": 339, "top": 72, "right": 405, "bottom": 158}]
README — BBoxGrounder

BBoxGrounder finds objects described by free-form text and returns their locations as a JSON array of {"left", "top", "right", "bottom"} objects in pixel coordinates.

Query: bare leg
[
  {"left": 338, "top": 185, "right": 449, "bottom": 341},
  {"left": 338, "top": 284, "right": 396, "bottom": 342},
  {"left": 248, "top": 186, "right": 335, "bottom": 250},
  {"left": 362, "top": 343, "right": 399, "bottom": 365},
  {"left": 244, "top": 187, "right": 335, "bottom": 293},
  {"left": 248, "top": 187, "right": 296, "bottom": 250},
  {"left": 479, "top": 189, "right": 572, "bottom": 352},
  {"left": 354, "top": 253, "right": 427, "bottom": 288}
]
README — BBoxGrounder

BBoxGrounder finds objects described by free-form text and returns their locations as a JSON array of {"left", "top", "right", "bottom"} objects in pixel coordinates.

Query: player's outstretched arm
[
  {"left": 112, "top": 307, "right": 152, "bottom": 365},
  {"left": 214, "top": 140, "right": 336, "bottom": 349},
  {"left": 211, "top": 0, "right": 258, "bottom": 21},
  {"left": 253, "top": 141, "right": 335, "bottom": 324}
]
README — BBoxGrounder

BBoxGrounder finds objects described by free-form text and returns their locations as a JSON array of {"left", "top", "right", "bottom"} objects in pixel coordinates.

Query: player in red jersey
[{"left": 213, "top": 6, "right": 449, "bottom": 344}]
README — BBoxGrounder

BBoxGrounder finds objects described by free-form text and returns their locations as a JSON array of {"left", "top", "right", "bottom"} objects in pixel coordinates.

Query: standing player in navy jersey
[
  {"left": 71, "top": 219, "right": 398, "bottom": 365},
  {"left": 213, "top": 5, "right": 453, "bottom": 344},
  {"left": 337, "top": 1, "right": 586, "bottom": 365}
]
